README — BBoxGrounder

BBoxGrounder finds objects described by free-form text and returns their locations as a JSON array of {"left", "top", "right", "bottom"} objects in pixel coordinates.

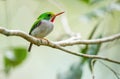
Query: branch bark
[
  {"left": 54, "top": 33, "right": 120, "bottom": 46},
  {"left": 0, "top": 27, "right": 120, "bottom": 64}
]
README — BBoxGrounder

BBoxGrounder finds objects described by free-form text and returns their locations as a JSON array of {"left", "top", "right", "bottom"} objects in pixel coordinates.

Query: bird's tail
[{"left": 28, "top": 43, "right": 33, "bottom": 52}]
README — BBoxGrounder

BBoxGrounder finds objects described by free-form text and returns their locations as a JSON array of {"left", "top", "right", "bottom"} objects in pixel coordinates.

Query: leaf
[
  {"left": 4, "top": 47, "right": 28, "bottom": 75},
  {"left": 87, "top": 35, "right": 102, "bottom": 71},
  {"left": 80, "top": 21, "right": 101, "bottom": 64},
  {"left": 80, "top": 23, "right": 102, "bottom": 71},
  {"left": 81, "top": 0, "right": 104, "bottom": 4},
  {"left": 81, "top": 0, "right": 90, "bottom": 3},
  {"left": 57, "top": 21, "right": 102, "bottom": 79}
]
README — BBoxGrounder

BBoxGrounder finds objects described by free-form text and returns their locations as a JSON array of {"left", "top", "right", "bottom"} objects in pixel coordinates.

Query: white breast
[{"left": 31, "top": 20, "right": 54, "bottom": 38}]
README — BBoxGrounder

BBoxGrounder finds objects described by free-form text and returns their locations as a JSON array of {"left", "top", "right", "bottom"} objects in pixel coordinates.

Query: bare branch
[
  {"left": 0, "top": 27, "right": 40, "bottom": 46},
  {"left": 0, "top": 27, "right": 120, "bottom": 64},
  {"left": 99, "top": 61, "right": 120, "bottom": 79},
  {"left": 55, "top": 33, "right": 120, "bottom": 46}
]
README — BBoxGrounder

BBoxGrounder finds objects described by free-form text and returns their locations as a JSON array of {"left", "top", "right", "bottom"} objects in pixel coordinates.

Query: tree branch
[
  {"left": 55, "top": 33, "right": 120, "bottom": 46},
  {"left": 0, "top": 27, "right": 120, "bottom": 64}
]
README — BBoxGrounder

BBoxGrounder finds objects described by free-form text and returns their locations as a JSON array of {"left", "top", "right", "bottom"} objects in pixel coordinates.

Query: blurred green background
[{"left": 0, "top": 0, "right": 120, "bottom": 79}]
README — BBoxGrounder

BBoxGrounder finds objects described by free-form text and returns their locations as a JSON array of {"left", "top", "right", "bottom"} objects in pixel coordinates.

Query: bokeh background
[{"left": 0, "top": 0, "right": 120, "bottom": 79}]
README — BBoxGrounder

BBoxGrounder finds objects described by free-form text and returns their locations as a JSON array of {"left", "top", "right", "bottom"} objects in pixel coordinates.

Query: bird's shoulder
[{"left": 29, "top": 18, "right": 42, "bottom": 35}]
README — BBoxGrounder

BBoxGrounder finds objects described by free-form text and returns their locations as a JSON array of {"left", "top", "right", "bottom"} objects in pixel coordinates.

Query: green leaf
[
  {"left": 80, "top": 21, "right": 101, "bottom": 64},
  {"left": 81, "top": 0, "right": 104, "bottom": 4},
  {"left": 81, "top": 0, "right": 90, "bottom": 3},
  {"left": 4, "top": 47, "right": 28, "bottom": 75},
  {"left": 87, "top": 35, "right": 102, "bottom": 71},
  {"left": 87, "top": 34, "right": 102, "bottom": 56}
]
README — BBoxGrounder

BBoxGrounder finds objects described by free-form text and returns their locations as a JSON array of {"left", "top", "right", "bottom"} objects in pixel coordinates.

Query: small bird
[{"left": 28, "top": 12, "right": 64, "bottom": 52}]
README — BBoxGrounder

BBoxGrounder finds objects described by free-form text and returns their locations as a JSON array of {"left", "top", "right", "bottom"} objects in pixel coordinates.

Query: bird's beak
[
  {"left": 55, "top": 12, "right": 64, "bottom": 16},
  {"left": 51, "top": 12, "right": 64, "bottom": 22}
]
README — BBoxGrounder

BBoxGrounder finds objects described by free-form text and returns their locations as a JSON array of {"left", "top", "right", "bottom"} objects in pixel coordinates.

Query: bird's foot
[
  {"left": 37, "top": 37, "right": 49, "bottom": 45},
  {"left": 42, "top": 38, "right": 49, "bottom": 45}
]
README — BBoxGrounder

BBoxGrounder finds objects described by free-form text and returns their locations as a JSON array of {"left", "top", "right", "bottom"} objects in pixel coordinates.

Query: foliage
[
  {"left": 57, "top": 0, "right": 120, "bottom": 79},
  {"left": 0, "top": 0, "right": 120, "bottom": 79},
  {"left": 80, "top": 0, "right": 120, "bottom": 22},
  {"left": 57, "top": 21, "right": 102, "bottom": 79},
  {"left": 4, "top": 47, "right": 28, "bottom": 75},
  {"left": 81, "top": 0, "right": 104, "bottom": 4}
]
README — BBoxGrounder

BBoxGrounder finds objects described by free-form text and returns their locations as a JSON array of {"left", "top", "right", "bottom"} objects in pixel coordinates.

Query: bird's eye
[{"left": 48, "top": 14, "right": 51, "bottom": 17}]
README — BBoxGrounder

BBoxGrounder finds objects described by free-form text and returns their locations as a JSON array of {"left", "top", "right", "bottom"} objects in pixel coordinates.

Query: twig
[
  {"left": 55, "top": 33, "right": 120, "bottom": 46},
  {"left": 99, "top": 61, "right": 120, "bottom": 79},
  {"left": 90, "top": 59, "right": 96, "bottom": 79},
  {"left": 0, "top": 27, "right": 120, "bottom": 64}
]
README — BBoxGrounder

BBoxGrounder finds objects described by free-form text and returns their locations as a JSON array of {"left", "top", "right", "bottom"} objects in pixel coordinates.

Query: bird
[{"left": 28, "top": 11, "right": 64, "bottom": 52}]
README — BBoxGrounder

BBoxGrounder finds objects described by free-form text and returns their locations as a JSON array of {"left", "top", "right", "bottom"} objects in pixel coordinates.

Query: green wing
[{"left": 29, "top": 19, "right": 41, "bottom": 35}]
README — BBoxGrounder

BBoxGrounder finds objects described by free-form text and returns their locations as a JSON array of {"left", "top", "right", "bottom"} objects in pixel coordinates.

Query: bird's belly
[{"left": 31, "top": 20, "right": 54, "bottom": 38}]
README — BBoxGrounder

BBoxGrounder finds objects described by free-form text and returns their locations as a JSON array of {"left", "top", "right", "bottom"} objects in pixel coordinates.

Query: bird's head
[{"left": 38, "top": 12, "right": 64, "bottom": 22}]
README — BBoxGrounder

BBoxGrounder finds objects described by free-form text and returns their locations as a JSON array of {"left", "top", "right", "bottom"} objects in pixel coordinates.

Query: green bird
[{"left": 28, "top": 11, "right": 64, "bottom": 52}]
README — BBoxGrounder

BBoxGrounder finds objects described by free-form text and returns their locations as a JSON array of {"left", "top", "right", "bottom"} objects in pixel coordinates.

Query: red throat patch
[
  {"left": 50, "top": 12, "right": 64, "bottom": 22},
  {"left": 50, "top": 16, "right": 56, "bottom": 22}
]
